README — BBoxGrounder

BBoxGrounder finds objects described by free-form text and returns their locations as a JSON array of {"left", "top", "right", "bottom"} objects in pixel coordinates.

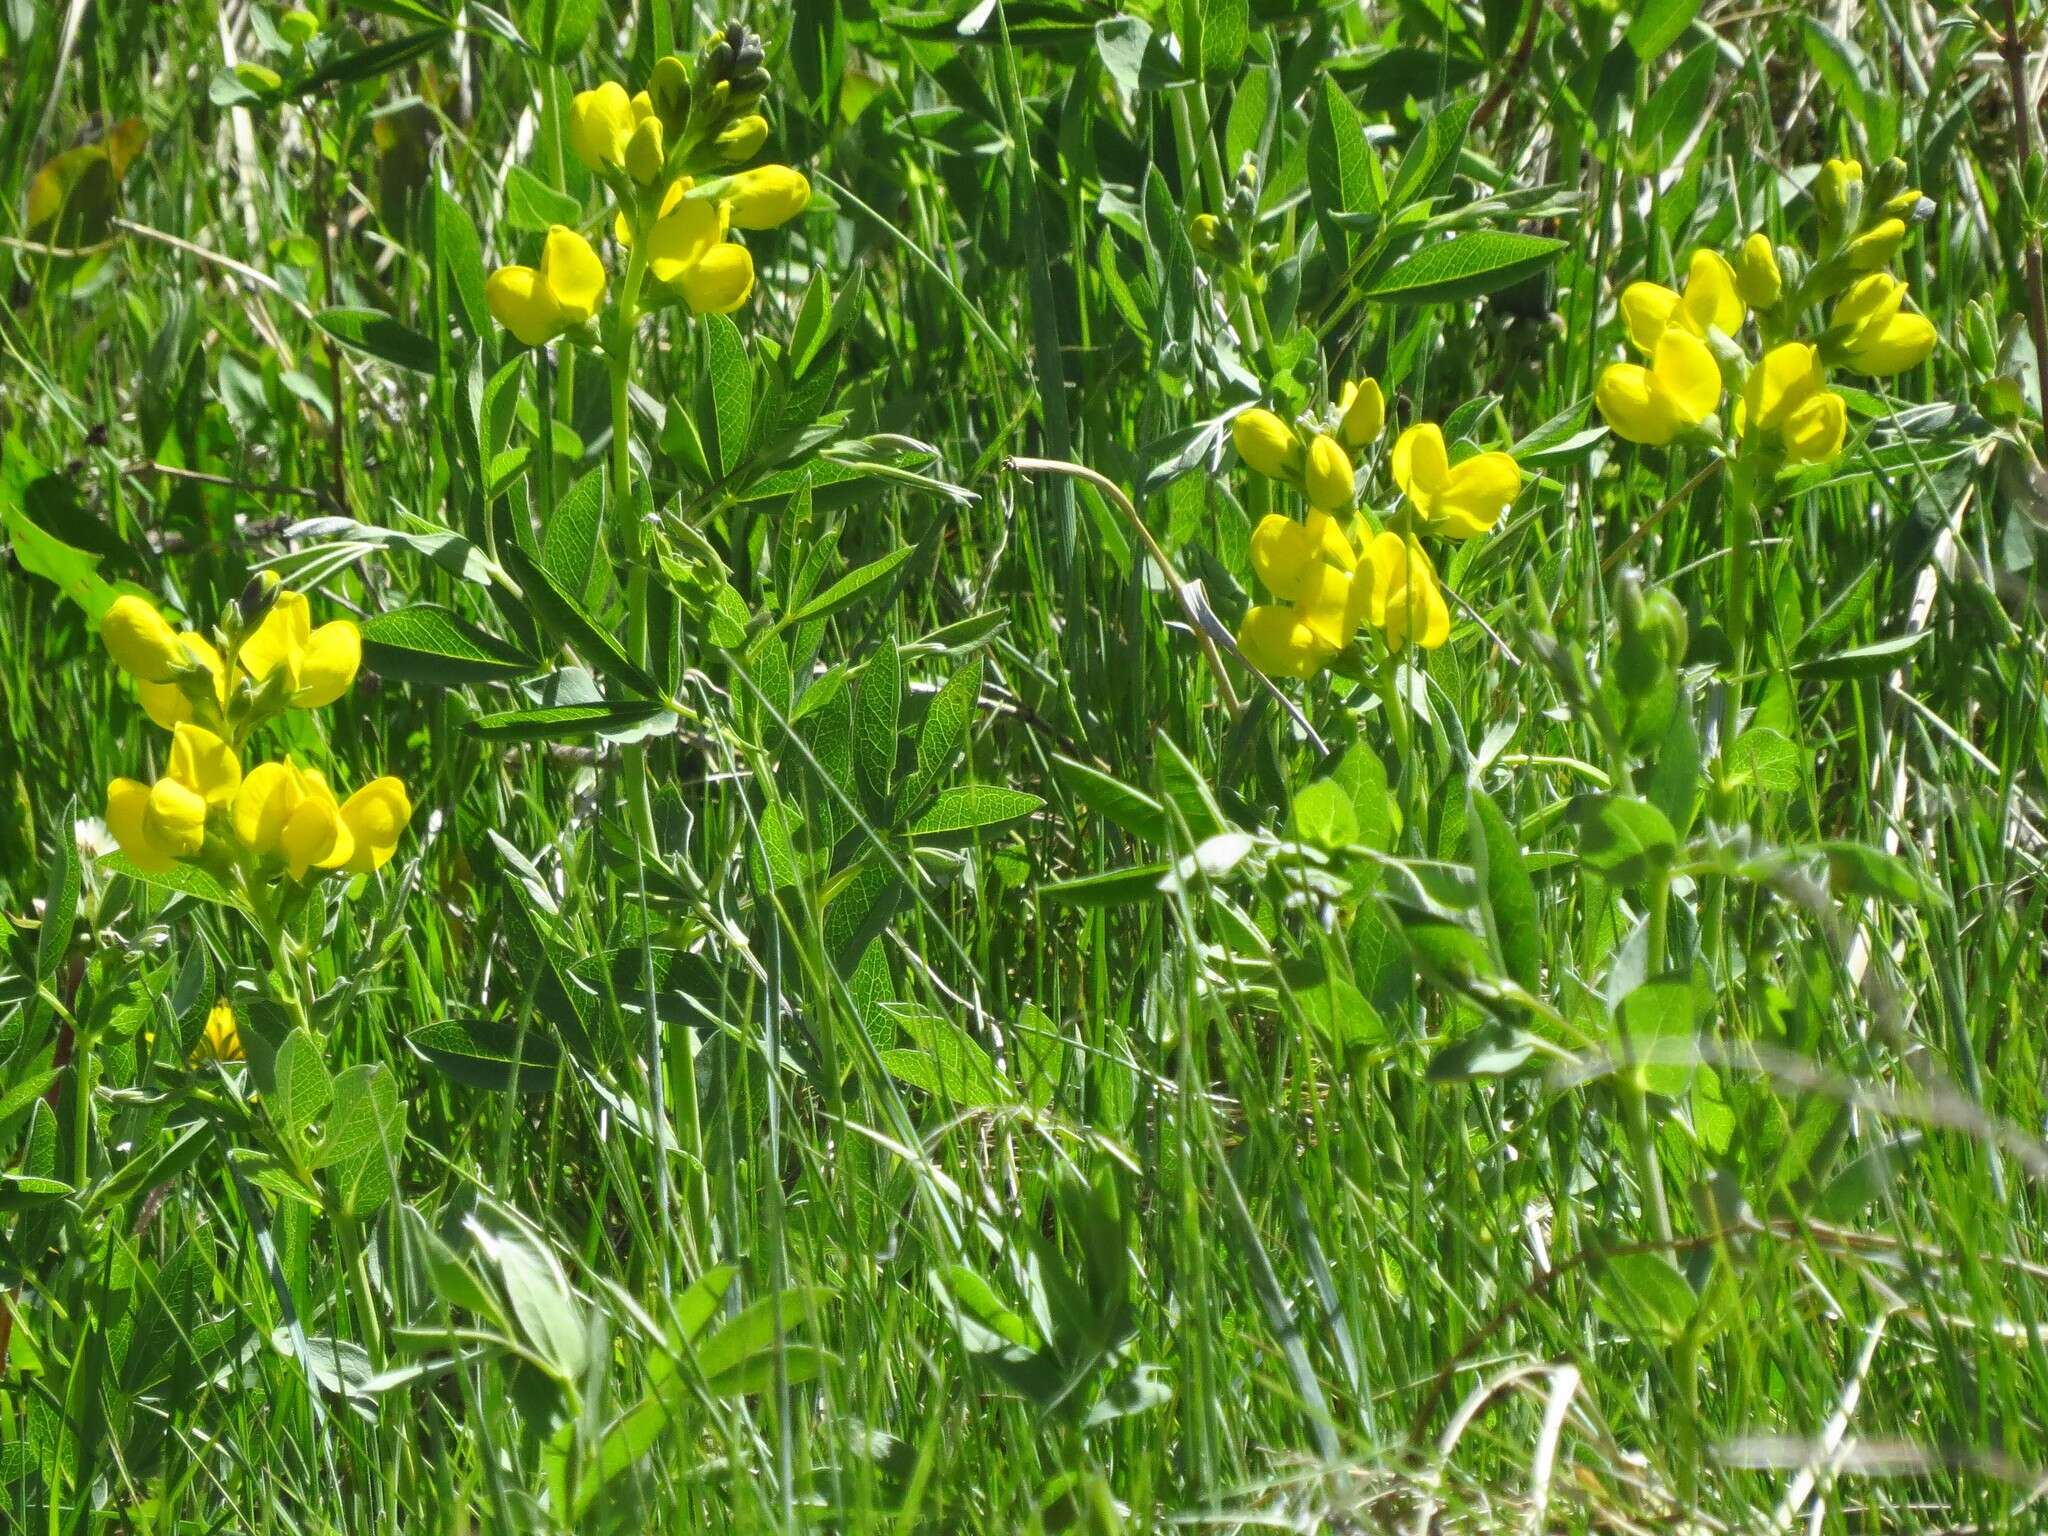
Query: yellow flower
[
  {"left": 568, "top": 82, "right": 635, "bottom": 173},
  {"left": 1829, "top": 274, "right": 1936, "bottom": 376},
  {"left": 137, "top": 632, "right": 228, "bottom": 731},
  {"left": 643, "top": 186, "right": 756, "bottom": 314},
  {"left": 234, "top": 760, "right": 354, "bottom": 880},
  {"left": 193, "top": 1000, "right": 244, "bottom": 1064},
  {"left": 1337, "top": 377, "right": 1385, "bottom": 448},
  {"left": 715, "top": 115, "right": 770, "bottom": 163},
  {"left": 1391, "top": 423, "right": 1520, "bottom": 538},
  {"left": 486, "top": 225, "right": 608, "bottom": 347},
  {"left": 105, "top": 723, "right": 241, "bottom": 870},
  {"left": 1238, "top": 606, "right": 1331, "bottom": 680},
  {"left": 1845, "top": 218, "right": 1906, "bottom": 273},
  {"left": 1818, "top": 157, "right": 1862, "bottom": 220},
  {"left": 240, "top": 590, "right": 361, "bottom": 709},
  {"left": 1595, "top": 328, "right": 1723, "bottom": 446},
  {"left": 1364, "top": 533, "right": 1450, "bottom": 652},
  {"left": 1734, "top": 233, "right": 1781, "bottom": 309},
  {"left": 338, "top": 777, "right": 412, "bottom": 875},
  {"left": 1232, "top": 408, "right": 1300, "bottom": 479},
  {"left": 1303, "top": 434, "right": 1354, "bottom": 512},
  {"left": 100, "top": 595, "right": 188, "bottom": 683},
  {"left": 1620, "top": 249, "right": 1744, "bottom": 353},
  {"left": 1250, "top": 511, "right": 1355, "bottom": 600},
  {"left": 625, "top": 114, "right": 666, "bottom": 185},
  {"left": 1743, "top": 342, "right": 1846, "bottom": 464},
  {"left": 721, "top": 164, "right": 811, "bottom": 230}
]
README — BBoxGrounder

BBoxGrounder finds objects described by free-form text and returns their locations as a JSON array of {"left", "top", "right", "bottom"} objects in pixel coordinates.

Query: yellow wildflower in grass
[
  {"left": 1391, "top": 423, "right": 1521, "bottom": 538},
  {"left": 1250, "top": 511, "right": 1356, "bottom": 595},
  {"left": 106, "top": 722, "right": 242, "bottom": 871},
  {"left": 1303, "top": 434, "right": 1354, "bottom": 512},
  {"left": 234, "top": 761, "right": 354, "bottom": 879},
  {"left": 1743, "top": 342, "right": 1846, "bottom": 465},
  {"left": 137, "top": 631, "right": 228, "bottom": 730},
  {"left": 486, "top": 225, "right": 608, "bottom": 347},
  {"left": 1734, "top": 233, "right": 1782, "bottom": 309},
  {"left": 1237, "top": 606, "right": 1333, "bottom": 680},
  {"left": 1595, "top": 328, "right": 1723, "bottom": 446},
  {"left": 1232, "top": 408, "right": 1301, "bottom": 479},
  {"left": 1620, "top": 249, "right": 1744, "bottom": 352},
  {"left": 1828, "top": 274, "right": 1937, "bottom": 376},
  {"left": 1337, "top": 378, "right": 1385, "bottom": 449},
  {"left": 1845, "top": 218, "right": 1907, "bottom": 272},
  {"left": 1239, "top": 510, "right": 1371, "bottom": 678},
  {"left": 625, "top": 115, "right": 666, "bottom": 185},
  {"left": 568, "top": 82, "right": 636, "bottom": 173},
  {"left": 643, "top": 183, "right": 756, "bottom": 314},
  {"left": 720, "top": 164, "right": 812, "bottom": 230},
  {"left": 100, "top": 594, "right": 189, "bottom": 683},
  {"left": 193, "top": 1000, "right": 244, "bottom": 1064},
  {"left": 338, "top": 777, "right": 413, "bottom": 875},
  {"left": 1364, "top": 533, "right": 1450, "bottom": 653},
  {"left": 716, "top": 115, "right": 770, "bottom": 163},
  {"left": 240, "top": 590, "right": 361, "bottom": 709},
  {"left": 1818, "top": 157, "right": 1863, "bottom": 219}
]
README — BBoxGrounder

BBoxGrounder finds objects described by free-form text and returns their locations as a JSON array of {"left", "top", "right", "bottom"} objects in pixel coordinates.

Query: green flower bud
[{"left": 278, "top": 8, "right": 320, "bottom": 46}]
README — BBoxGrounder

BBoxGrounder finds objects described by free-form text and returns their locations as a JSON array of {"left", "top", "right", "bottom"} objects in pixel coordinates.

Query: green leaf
[
  {"left": 530, "top": 0, "right": 602, "bottom": 59},
  {"left": 540, "top": 465, "right": 605, "bottom": 607},
  {"left": 1794, "top": 631, "right": 1926, "bottom": 679},
  {"left": 1198, "top": 0, "right": 1248, "bottom": 76},
  {"left": 1799, "top": 16, "right": 1869, "bottom": 125},
  {"left": 501, "top": 540, "right": 660, "bottom": 698},
  {"left": 1593, "top": 1252, "right": 1696, "bottom": 1342},
  {"left": 1428, "top": 1023, "right": 1539, "bottom": 1081},
  {"left": 703, "top": 313, "right": 753, "bottom": 477},
  {"left": 1364, "top": 233, "right": 1567, "bottom": 304},
  {"left": 907, "top": 786, "right": 1043, "bottom": 836},
  {"left": 467, "top": 701, "right": 669, "bottom": 740},
  {"left": 316, "top": 307, "right": 437, "bottom": 373},
  {"left": 1625, "top": 0, "right": 1702, "bottom": 57},
  {"left": 408, "top": 1017, "right": 562, "bottom": 1093},
  {"left": 503, "top": 166, "right": 581, "bottom": 232},
  {"left": 1307, "top": 76, "right": 1377, "bottom": 261},
  {"left": 1630, "top": 40, "right": 1718, "bottom": 171},
  {"left": 855, "top": 635, "right": 901, "bottom": 806},
  {"left": 1570, "top": 794, "right": 1677, "bottom": 885},
  {"left": 35, "top": 809, "right": 79, "bottom": 985},
  {"left": 1386, "top": 95, "right": 1475, "bottom": 208},
  {"left": 784, "top": 544, "right": 915, "bottom": 626},
  {"left": 433, "top": 184, "right": 489, "bottom": 341},
  {"left": 696, "top": 1289, "right": 834, "bottom": 1396},
  {"left": 266, "top": 1028, "right": 334, "bottom": 1142},
  {"left": 900, "top": 654, "right": 981, "bottom": 812},
  {"left": 1466, "top": 783, "right": 1541, "bottom": 993},
  {"left": 361, "top": 605, "right": 535, "bottom": 686},
  {"left": 1617, "top": 974, "right": 1699, "bottom": 1096},
  {"left": 1818, "top": 841, "right": 1944, "bottom": 907},
  {"left": 877, "top": 1003, "right": 1012, "bottom": 1108},
  {"left": 1037, "top": 863, "right": 1171, "bottom": 908},
  {"left": 314, "top": 1064, "right": 406, "bottom": 1218},
  {"left": 1724, "top": 727, "right": 1805, "bottom": 794},
  {"left": 1289, "top": 779, "right": 1358, "bottom": 850},
  {"left": 100, "top": 853, "right": 241, "bottom": 908},
  {"left": 1050, "top": 755, "right": 1166, "bottom": 843},
  {"left": 297, "top": 26, "right": 450, "bottom": 91}
]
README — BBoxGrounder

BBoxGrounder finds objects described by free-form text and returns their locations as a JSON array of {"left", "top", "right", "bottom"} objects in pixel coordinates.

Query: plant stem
[{"left": 2002, "top": 0, "right": 2048, "bottom": 427}]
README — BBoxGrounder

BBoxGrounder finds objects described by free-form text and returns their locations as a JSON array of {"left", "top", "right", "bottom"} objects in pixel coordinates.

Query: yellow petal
[
  {"left": 1237, "top": 606, "right": 1328, "bottom": 680},
  {"left": 106, "top": 778, "right": 171, "bottom": 871},
  {"left": 1651, "top": 328, "right": 1722, "bottom": 427},
  {"left": 338, "top": 777, "right": 412, "bottom": 874},
  {"left": 1249, "top": 514, "right": 1320, "bottom": 600},
  {"left": 645, "top": 197, "right": 724, "bottom": 289},
  {"left": 240, "top": 589, "right": 310, "bottom": 691},
  {"left": 1431, "top": 452, "right": 1521, "bottom": 539},
  {"left": 567, "top": 81, "right": 634, "bottom": 172},
  {"left": 674, "top": 242, "right": 755, "bottom": 315},
  {"left": 1744, "top": 342, "right": 1822, "bottom": 433},
  {"left": 1338, "top": 377, "right": 1384, "bottom": 449},
  {"left": 138, "top": 632, "right": 226, "bottom": 731},
  {"left": 1295, "top": 563, "right": 1361, "bottom": 652},
  {"left": 1370, "top": 535, "right": 1449, "bottom": 651},
  {"left": 1596, "top": 362, "right": 1677, "bottom": 446},
  {"left": 1391, "top": 422, "right": 1450, "bottom": 513},
  {"left": 1619, "top": 282, "right": 1682, "bottom": 354},
  {"left": 100, "top": 595, "right": 187, "bottom": 683},
  {"left": 1845, "top": 218, "right": 1905, "bottom": 272},
  {"left": 194, "top": 1000, "right": 244, "bottom": 1064},
  {"left": 1303, "top": 510, "right": 1357, "bottom": 570},
  {"left": 281, "top": 794, "right": 350, "bottom": 881},
  {"left": 168, "top": 722, "right": 241, "bottom": 807},
  {"left": 1832, "top": 273, "right": 1904, "bottom": 344},
  {"left": 486, "top": 264, "right": 564, "bottom": 347},
  {"left": 625, "top": 115, "right": 665, "bottom": 185},
  {"left": 716, "top": 115, "right": 770, "bottom": 162},
  {"left": 540, "top": 226, "right": 606, "bottom": 324},
  {"left": 144, "top": 776, "right": 208, "bottom": 857},
  {"left": 1680, "top": 249, "right": 1744, "bottom": 337},
  {"left": 722, "top": 165, "right": 811, "bottom": 230},
  {"left": 1232, "top": 409, "right": 1300, "bottom": 479},
  {"left": 295, "top": 621, "right": 361, "bottom": 707},
  {"left": 1735, "top": 232, "right": 1781, "bottom": 309},
  {"left": 1303, "top": 433, "right": 1354, "bottom": 512},
  {"left": 233, "top": 761, "right": 301, "bottom": 854},
  {"left": 1782, "top": 392, "right": 1847, "bottom": 465},
  {"left": 1848, "top": 312, "right": 1936, "bottom": 376}
]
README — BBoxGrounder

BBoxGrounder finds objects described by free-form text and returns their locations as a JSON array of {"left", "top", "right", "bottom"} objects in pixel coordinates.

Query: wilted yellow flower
[
  {"left": 137, "top": 632, "right": 228, "bottom": 731},
  {"left": 100, "top": 595, "right": 188, "bottom": 683},
  {"left": 1303, "top": 434, "right": 1354, "bottom": 512},
  {"left": 1391, "top": 423, "right": 1520, "bottom": 538},
  {"left": 1743, "top": 342, "right": 1846, "bottom": 464},
  {"left": 1364, "top": 533, "right": 1449, "bottom": 652},
  {"left": 1232, "top": 408, "right": 1301, "bottom": 479},
  {"left": 1734, "top": 233, "right": 1781, "bottom": 309},
  {"left": 105, "top": 723, "right": 242, "bottom": 870},
  {"left": 643, "top": 182, "right": 756, "bottom": 314},
  {"left": 1828, "top": 274, "right": 1936, "bottom": 376},
  {"left": 568, "top": 82, "right": 635, "bottom": 173},
  {"left": 487, "top": 225, "right": 608, "bottom": 347},
  {"left": 1620, "top": 249, "right": 1744, "bottom": 353},
  {"left": 1337, "top": 377, "right": 1384, "bottom": 449},
  {"left": 193, "top": 1000, "right": 244, "bottom": 1064},
  {"left": 240, "top": 590, "right": 361, "bottom": 709},
  {"left": 1595, "top": 328, "right": 1722, "bottom": 446},
  {"left": 721, "top": 164, "right": 811, "bottom": 230}
]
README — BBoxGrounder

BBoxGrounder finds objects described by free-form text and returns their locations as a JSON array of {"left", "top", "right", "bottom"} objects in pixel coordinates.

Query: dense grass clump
[{"left": 4, "top": 0, "right": 2048, "bottom": 1529}]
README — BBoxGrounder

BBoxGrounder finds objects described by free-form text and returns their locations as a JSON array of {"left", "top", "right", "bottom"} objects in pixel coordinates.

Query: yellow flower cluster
[
  {"left": 486, "top": 28, "right": 810, "bottom": 345},
  {"left": 1231, "top": 379, "right": 1521, "bottom": 678},
  {"left": 1597, "top": 157, "right": 1937, "bottom": 467},
  {"left": 97, "top": 584, "right": 410, "bottom": 885}
]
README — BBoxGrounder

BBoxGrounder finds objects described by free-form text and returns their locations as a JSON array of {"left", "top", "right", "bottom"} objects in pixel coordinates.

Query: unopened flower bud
[
  {"left": 715, "top": 114, "right": 769, "bottom": 163},
  {"left": 239, "top": 571, "right": 282, "bottom": 630},
  {"left": 1232, "top": 408, "right": 1301, "bottom": 480},
  {"left": 1735, "top": 232, "right": 1782, "bottom": 309},
  {"left": 1845, "top": 217, "right": 1906, "bottom": 272},
  {"left": 1304, "top": 434, "right": 1354, "bottom": 512},
  {"left": 625, "top": 115, "right": 665, "bottom": 185},
  {"left": 649, "top": 55, "right": 692, "bottom": 132}
]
